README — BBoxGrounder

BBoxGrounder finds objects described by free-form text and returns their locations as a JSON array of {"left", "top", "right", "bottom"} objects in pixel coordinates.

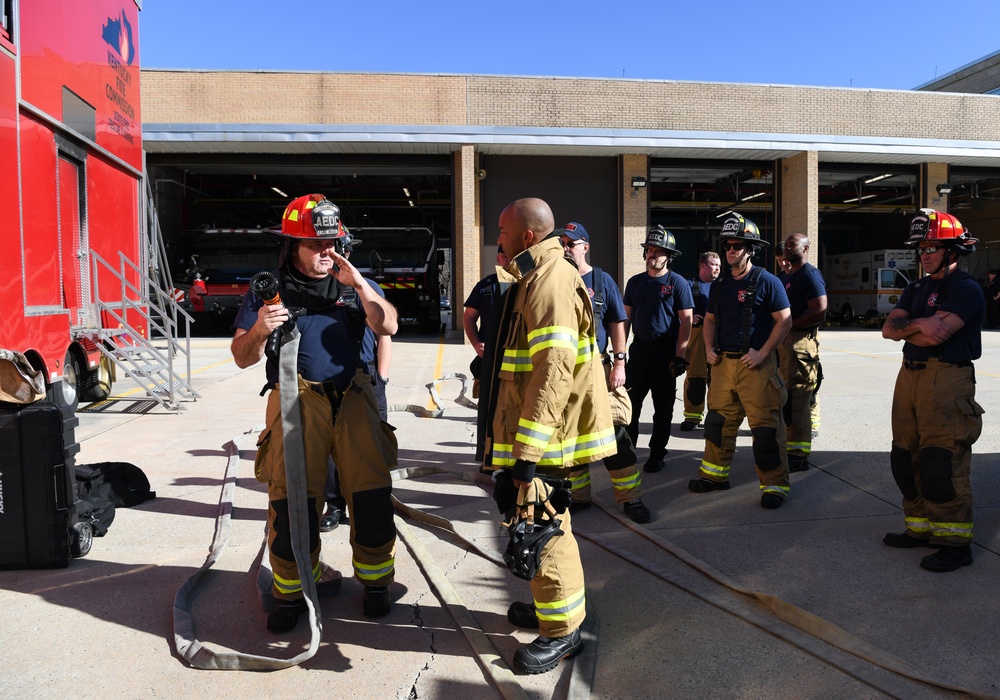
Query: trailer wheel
[
  {"left": 839, "top": 303, "right": 854, "bottom": 327},
  {"left": 71, "top": 521, "right": 93, "bottom": 558},
  {"left": 80, "top": 356, "right": 113, "bottom": 403},
  {"left": 53, "top": 351, "right": 81, "bottom": 413}
]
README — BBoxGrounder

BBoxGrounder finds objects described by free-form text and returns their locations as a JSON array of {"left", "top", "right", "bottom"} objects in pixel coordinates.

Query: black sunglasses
[{"left": 724, "top": 242, "right": 746, "bottom": 251}]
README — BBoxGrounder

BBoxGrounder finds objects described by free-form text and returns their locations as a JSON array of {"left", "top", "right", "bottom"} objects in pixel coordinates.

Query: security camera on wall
[{"left": 477, "top": 169, "right": 487, "bottom": 181}]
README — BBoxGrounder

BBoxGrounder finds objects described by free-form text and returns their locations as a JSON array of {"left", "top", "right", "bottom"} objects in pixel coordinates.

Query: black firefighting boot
[
  {"left": 920, "top": 546, "right": 973, "bottom": 572},
  {"left": 513, "top": 628, "right": 583, "bottom": 674}
]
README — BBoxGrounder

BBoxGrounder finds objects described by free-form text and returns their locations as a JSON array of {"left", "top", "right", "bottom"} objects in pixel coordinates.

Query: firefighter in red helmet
[
  {"left": 882, "top": 208, "right": 985, "bottom": 571},
  {"left": 231, "top": 194, "right": 400, "bottom": 630}
]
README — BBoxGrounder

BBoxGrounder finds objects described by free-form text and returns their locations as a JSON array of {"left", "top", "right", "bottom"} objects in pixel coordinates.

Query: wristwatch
[{"left": 612, "top": 352, "right": 627, "bottom": 361}]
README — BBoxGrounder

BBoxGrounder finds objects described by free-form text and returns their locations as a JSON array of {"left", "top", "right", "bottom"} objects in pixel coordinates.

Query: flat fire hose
[
  {"left": 579, "top": 496, "right": 997, "bottom": 700},
  {"left": 390, "top": 466, "right": 598, "bottom": 699},
  {"left": 387, "top": 372, "right": 476, "bottom": 418},
  {"left": 173, "top": 327, "right": 325, "bottom": 670},
  {"left": 391, "top": 466, "right": 997, "bottom": 700}
]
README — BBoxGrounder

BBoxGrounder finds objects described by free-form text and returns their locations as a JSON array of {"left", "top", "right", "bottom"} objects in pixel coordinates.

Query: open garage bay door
[{"left": 146, "top": 154, "right": 452, "bottom": 335}]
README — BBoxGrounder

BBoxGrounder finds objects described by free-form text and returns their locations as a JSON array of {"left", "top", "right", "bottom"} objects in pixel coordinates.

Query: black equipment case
[{"left": 0, "top": 400, "right": 90, "bottom": 568}]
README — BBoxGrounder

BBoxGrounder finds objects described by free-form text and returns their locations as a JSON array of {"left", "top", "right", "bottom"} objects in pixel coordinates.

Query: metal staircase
[{"left": 82, "top": 174, "right": 199, "bottom": 412}]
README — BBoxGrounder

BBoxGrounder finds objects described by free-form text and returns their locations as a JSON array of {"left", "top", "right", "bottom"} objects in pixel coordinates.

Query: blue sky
[{"left": 141, "top": 1, "right": 1000, "bottom": 90}]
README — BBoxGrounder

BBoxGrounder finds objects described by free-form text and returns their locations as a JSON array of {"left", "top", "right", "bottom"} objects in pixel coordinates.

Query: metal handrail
[{"left": 89, "top": 247, "right": 199, "bottom": 409}]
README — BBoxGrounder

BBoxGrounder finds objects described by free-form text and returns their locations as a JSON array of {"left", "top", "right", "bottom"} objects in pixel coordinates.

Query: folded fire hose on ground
[{"left": 172, "top": 366, "right": 996, "bottom": 698}]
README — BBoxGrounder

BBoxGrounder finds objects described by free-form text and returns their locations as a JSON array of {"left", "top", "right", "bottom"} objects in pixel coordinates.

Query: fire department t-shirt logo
[
  {"left": 738, "top": 289, "right": 749, "bottom": 302},
  {"left": 587, "top": 287, "right": 595, "bottom": 299},
  {"left": 661, "top": 284, "right": 673, "bottom": 296},
  {"left": 928, "top": 293, "right": 939, "bottom": 307}
]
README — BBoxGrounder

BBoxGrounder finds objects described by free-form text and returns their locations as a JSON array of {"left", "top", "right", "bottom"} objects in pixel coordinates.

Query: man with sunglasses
[
  {"left": 882, "top": 209, "right": 985, "bottom": 572},
  {"left": 623, "top": 226, "right": 694, "bottom": 474},
  {"left": 688, "top": 213, "right": 792, "bottom": 509}
]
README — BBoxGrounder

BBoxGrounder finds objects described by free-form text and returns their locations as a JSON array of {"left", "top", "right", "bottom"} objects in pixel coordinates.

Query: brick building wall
[{"left": 143, "top": 69, "right": 1000, "bottom": 143}]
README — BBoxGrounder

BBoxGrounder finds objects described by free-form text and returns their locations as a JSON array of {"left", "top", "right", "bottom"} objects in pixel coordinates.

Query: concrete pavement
[{"left": 1, "top": 327, "right": 999, "bottom": 699}]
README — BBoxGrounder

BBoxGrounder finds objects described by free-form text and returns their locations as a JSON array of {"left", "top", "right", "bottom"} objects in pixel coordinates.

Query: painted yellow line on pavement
[{"left": 427, "top": 331, "right": 446, "bottom": 413}]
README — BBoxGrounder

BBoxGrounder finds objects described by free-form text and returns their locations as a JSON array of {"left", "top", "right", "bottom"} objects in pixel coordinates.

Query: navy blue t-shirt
[
  {"left": 779, "top": 263, "right": 826, "bottom": 323},
  {"left": 623, "top": 270, "right": 694, "bottom": 342},
  {"left": 712, "top": 268, "right": 790, "bottom": 352},
  {"left": 463, "top": 273, "right": 500, "bottom": 336},
  {"left": 689, "top": 277, "right": 715, "bottom": 319},
  {"left": 233, "top": 276, "right": 383, "bottom": 391},
  {"left": 582, "top": 268, "right": 627, "bottom": 354},
  {"left": 894, "top": 270, "right": 984, "bottom": 363}
]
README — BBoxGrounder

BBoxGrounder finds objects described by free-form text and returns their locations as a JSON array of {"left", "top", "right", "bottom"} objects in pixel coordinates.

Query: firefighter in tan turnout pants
[
  {"left": 232, "top": 194, "right": 399, "bottom": 632},
  {"left": 681, "top": 252, "right": 721, "bottom": 431},
  {"left": 688, "top": 213, "right": 792, "bottom": 508},
  {"left": 882, "top": 209, "right": 985, "bottom": 572},
  {"left": 777, "top": 233, "right": 827, "bottom": 472},
  {"left": 483, "top": 198, "right": 616, "bottom": 674},
  {"left": 560, "top": 222, "right": 651, "bottom": 524}
]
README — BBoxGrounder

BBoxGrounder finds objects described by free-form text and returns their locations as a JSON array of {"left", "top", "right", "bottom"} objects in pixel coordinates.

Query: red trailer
[{"left": 0, "top": 0, "right": 145, "bottom": 412}]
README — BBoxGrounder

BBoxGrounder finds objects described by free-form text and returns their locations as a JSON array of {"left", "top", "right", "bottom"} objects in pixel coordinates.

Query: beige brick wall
[
  {"left": 143, "top": 70, "right": 1000, "bottom": 144},
  {"left": 142, "top": 71, "right": 467, "bottom": 125},
  {"left": 621, "top": 154, "right": 648, "bottom": 282},
  {"left": 780, "top": 152, "right": 819, "bottom": 266},
  {"left": 923, "top": 162, "right": 951, "bottom": 210},
  {"left": 453, "top": 145, "right": 477, "bottom": 339}
]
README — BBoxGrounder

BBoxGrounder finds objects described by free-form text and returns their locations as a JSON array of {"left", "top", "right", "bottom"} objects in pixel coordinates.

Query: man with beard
[
  {"left": 622, "top": 226, "right": 694, "bottom": 474},
  {"left": 777, "top": 233, "right": 827, "bottom": 473}
]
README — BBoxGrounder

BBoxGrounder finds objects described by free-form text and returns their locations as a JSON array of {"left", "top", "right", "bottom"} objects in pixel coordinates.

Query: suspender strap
[{"left": 741, "top": 266, "right": 764, "bottom": 355}]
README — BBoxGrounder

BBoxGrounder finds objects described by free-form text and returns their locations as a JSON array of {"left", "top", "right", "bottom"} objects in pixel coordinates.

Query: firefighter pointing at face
[
  {"left": 881, "top": 209, "right": 985, "bottom": 572},
  {"left": 688, "top": 213, "right": 793, "bottom": 509},
  {"left": 482, "top": 198, "right": 616, "bottom": 674},
  {"left": 231, "top": 194, "right": 400, "bottom": 633}
]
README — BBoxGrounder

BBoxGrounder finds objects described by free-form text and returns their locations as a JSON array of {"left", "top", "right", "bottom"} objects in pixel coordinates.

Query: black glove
[
  {"left": 492, "top": 469, "right": 517, "bottom": 514},
  {"left": 512, "top": 459, "right": 536, "bottom": 483},
  {"left": 549, "top": 486, "right": 572, "bottom": 514},
  {"left": 669, "top": 356, "right": 689, "bottom": 378}
]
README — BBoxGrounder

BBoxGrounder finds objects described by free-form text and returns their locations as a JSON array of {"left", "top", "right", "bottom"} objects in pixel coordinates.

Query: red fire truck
[{"left": 0, "top": 0, "right": 145, "bottom": 412}]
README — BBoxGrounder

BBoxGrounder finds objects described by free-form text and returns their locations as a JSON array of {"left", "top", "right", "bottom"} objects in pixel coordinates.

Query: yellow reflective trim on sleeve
[
  {"left": 527, "top": 326, "right": 578, "bottom": 355},
  {"left": 516, "top": 417, "right": 557, "bottom": 449},
  {"left": 500, "top": 349, "right": 533, "bottom": 373}
]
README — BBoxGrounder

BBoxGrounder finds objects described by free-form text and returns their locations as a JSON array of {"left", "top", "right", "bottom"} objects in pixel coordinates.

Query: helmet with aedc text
[{"left": 905, "top": 208, "right": 976, "bottom": 256}]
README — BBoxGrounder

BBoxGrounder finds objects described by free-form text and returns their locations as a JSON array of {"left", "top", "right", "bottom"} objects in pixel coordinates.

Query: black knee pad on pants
[
  {"left": 890, "top": 446, "right": 918, "bottom": 501},
  {"left": 919, "top": 446, "right": 956, "bottom": 503},
  {"left": 270, "top": 498, "right": 320, "bottom": 561},
  {"left": 704, "top": 410, "right": 726, "bottom": 447},
  {"left": 604, "top": 425, "right": 637, "bottom": 470},
  {"left": 351, "top": 486, "right": 396, "bottom": 548},
  {"left": 686, "top": 377, "right": 706, "bottom": 405},
  {"left": 750, "top": 426, "right": 782, "bottom": 471}
]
